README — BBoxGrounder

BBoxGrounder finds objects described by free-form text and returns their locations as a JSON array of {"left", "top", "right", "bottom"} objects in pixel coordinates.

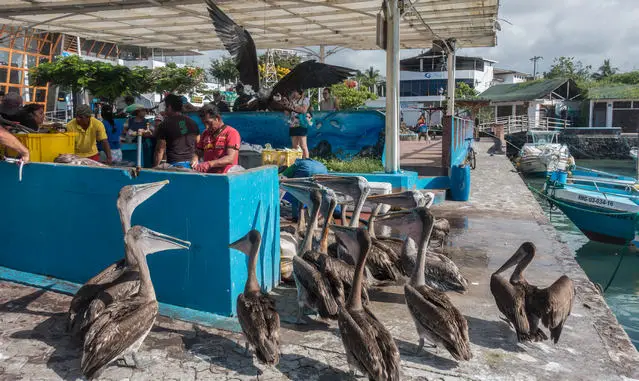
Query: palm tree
[
  {"left": 363, "top": 66, "right": 381, "bottom": 93},
  {"left": 592, "top": 59, "right": 618, "bottom": 80}
]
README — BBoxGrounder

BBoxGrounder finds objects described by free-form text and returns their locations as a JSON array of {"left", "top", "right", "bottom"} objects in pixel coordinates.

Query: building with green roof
[
  {"left": 587, "top": 84, "right": 639, "bottom": 132},
  {"left": 479, "top": 78, "right": 582, "bottom": 128}
]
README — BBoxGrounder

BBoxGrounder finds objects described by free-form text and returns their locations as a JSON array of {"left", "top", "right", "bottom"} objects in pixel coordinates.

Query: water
[{"left": 525, "top": 160, "right": 639, "bottom": 349}]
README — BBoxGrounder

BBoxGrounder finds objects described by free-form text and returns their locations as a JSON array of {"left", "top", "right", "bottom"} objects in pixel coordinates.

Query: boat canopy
[{"left": 526, "top": 130, "right": 560, "bottom": 144}]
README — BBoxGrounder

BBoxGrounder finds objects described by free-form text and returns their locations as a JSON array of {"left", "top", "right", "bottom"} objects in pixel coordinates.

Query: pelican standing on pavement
[
  {"left": 331, "top": 224, "right": 401, "bottom": 381},
  {"left": 491, "top": 242, "right": 575, "bottom": 343},
  {"left": 81, "top": 226, "right": 190, "bottom": 379},
  {"left": 376, "top": 208, "right": 472, "bottom": 360},
  {"left": 68, "top": 180, "right": 169, "bottom": 337},
  {"left": 230, "top": 230, "right": 280, "bottom": 365}
]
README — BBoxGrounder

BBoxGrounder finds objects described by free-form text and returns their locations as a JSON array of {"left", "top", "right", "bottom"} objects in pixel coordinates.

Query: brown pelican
[
  {"left": 205, "top": 0, "right": 355, "bottom": 111},
  {"left": 331, "top": 224, "right": 401, "bottom": 381},
  {"left": 376, "top": 208, "right": 472, "bottom": 360},
  {"left": 282, "top": 182, "right": 369, "bottom": 315},
  {"left": 491, "top": 242, "right": 575, "bottom": 343},
  {"left": 229, "top": 230, "right": 280, "bottom": 365},
  {"left": 280, "top": 183, "right": 338, "bottom": 322},
  {"left": 81, "top": 226, "right": 190, "bottom": 379},
  {"left": 68, "top": 180, "right": 169, "bottom": 337}
]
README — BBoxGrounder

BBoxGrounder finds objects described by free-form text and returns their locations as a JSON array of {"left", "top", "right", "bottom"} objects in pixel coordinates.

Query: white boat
[
  {"left": 518, "top": 131, "right": 573, "bottom": 177},
  {"left": 629, "top": 147, "right": 637, "bottom": 160}
]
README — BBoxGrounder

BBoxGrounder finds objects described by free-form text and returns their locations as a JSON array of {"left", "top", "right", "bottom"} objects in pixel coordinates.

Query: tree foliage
[
  {"left": 208, "top": 56, "right": 238, "bottom": 85},
  {"left": 455, "top": 82, "right": 478, "bottom": 99},
  {"left": 543, "top": 56, "right": 592, "bottom": 82},
  {"left": 354, "top": 66, "right": 382, "bottom": 93},
  {"left": 591, "top": 59, "right": 618, "bottom": 81},
  {"left": 330, "top": 83, "right": 377, "bottom": 109},
  {"left": 151, "top": 62, "right": 205, "bottom": 95},
  {"left": 29, "top": 55, "right": 93, "bottom": 96}
]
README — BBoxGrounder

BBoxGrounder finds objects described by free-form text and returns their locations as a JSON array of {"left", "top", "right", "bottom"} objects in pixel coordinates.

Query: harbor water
[{"left": 526, "top": 160, "right": 639, "bottom": 349}]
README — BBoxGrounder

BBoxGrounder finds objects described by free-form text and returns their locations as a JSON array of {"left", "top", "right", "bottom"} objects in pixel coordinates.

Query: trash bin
[{"left": 450, "top": 164, "right": 471, "bottom": 201}]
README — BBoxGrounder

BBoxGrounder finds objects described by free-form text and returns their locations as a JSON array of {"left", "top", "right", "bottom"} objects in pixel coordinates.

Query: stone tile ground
[{"left": 1, "top": 139, "right": 638, "bottom": 381}]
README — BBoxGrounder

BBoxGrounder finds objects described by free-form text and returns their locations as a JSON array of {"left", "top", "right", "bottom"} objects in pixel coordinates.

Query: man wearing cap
[{"left": 66, "top": 104, "right": 112, "bottom": 164}]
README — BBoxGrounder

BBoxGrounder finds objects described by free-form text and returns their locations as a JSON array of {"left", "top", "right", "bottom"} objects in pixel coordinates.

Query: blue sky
[{"left": 190, "top": 0, "right": 638, "bottom": 76}]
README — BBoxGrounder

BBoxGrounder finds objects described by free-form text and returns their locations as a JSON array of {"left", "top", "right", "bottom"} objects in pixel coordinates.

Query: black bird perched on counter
[{"left": 205, "top": 0, "right": 356, "bottom": 111}]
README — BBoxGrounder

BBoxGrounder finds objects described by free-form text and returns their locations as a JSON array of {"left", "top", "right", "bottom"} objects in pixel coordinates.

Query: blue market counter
[{"left": 0, "top": 162, "right": 280, "bottom": 318}]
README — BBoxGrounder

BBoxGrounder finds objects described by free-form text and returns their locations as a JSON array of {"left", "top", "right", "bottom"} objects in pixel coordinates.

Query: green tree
[
  {"left": 330, "top": 83, "right": 377, "bottom": 109},
  {"left": 544, "top": 56, "right": 592, "bottom": 82},
  {"left": 29, "top": 55, "right": 94, "bottom": 109},
  {"left": 208, "top": 56, "right": 238, "bottom": 85},
  {"left": 88, "top": 62, "right": 153, "bottom": 103},
  {"left": 455, "top": 82, "right": 478, "bottom": 98},
  {"left": 607, "top": 70, "right": 639, "bottom": 85},
  {"left": 360, "top": 66, "right": 382, "bottom": 93},
  {"left": 152, "top": 63, "right": 205, "bottom": 95},
  {"left": 591, "top": 59, "right": 618, "bottom": 80}
]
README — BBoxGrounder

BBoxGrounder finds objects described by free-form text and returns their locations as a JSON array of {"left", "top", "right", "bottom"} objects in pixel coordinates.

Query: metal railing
[
  {"left": 478, "top": 115, "right": 571, "bottom": 134},
  {"left": 450, "top": 116, "right": 474, "bottom": 167},
  {"left": 45, "top": 110, "right": 69, "bottom": 124}
]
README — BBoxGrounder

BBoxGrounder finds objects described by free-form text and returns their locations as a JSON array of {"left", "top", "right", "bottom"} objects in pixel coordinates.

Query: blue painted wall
[{"left": 0, "top": 162, "right": 279, "bottom": 317}]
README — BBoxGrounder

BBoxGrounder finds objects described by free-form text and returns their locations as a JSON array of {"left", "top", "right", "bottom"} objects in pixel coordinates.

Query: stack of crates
[
  {"left": 261, "top": 148, "right": 302, "bottom": 167},
  {"left": 2, "top": 133, "right": 76, "bottom": 162}
]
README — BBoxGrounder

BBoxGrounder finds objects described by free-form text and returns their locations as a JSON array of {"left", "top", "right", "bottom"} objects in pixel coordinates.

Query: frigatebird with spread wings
[{"left": 205, "top": 0, "right": 356, "bottom": 111}]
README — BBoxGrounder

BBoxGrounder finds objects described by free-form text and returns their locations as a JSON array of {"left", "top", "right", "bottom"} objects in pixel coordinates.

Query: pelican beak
[
  {"left": 141, "top": 227, "right": 191, "bottom": 255},
  {"left": 280, "top": 183, "right": 317, "bottom": 207},
  {"left": 495, "top": 242, "right": 535, "bottom": 275},
  {"left": 122, "top": 180, "right": 170, "bottom": 211},
  {"left": 367, "top": 191, "right": 423, "bottom": 209},
  {"left": 375, "top": 207, "right": 434, "bottom": 243},
  {"left": 229, "top": 230, "right": 261, "bottom": 256}
]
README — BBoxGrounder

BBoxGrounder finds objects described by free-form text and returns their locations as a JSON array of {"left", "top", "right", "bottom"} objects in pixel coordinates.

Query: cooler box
[
  {"left": 3, "top": 132, "right": 76, "bottom": 162},
  {"left": 262, "top": 149, "right": 302, "bottom": 167}
]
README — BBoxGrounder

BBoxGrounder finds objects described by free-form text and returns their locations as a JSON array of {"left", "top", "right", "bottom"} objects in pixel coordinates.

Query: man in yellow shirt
[{"left": 66, "top": 104, "right": 112, "bottom": 164}]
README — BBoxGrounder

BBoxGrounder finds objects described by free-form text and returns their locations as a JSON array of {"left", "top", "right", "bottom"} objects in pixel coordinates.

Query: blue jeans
[{"left": 170, "top": 161, "right": 191, "bottom": 169}]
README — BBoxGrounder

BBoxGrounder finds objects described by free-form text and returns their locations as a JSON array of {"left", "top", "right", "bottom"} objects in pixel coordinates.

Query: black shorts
[{"left": 289, "top": 127, "right": 308, "bottom": 137}]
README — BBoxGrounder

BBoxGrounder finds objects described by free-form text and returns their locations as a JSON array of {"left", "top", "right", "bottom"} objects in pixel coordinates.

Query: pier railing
[
  {"left": 478, "top": 115, "right": 571, "bottom": 134},
  {"left": 443, "top": 115, "right": 474, "bottom": 169}
]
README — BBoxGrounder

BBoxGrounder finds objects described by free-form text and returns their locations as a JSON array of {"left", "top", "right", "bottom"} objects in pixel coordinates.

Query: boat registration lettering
[{"left": 577, "top": 194, "right": 614, "bottom": 207}]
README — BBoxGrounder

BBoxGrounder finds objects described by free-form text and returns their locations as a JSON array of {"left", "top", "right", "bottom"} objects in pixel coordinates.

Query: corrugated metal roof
[
  {"left": 479, "top": 78, "right": 575, "bottom": 102},
  {"left": 587, "top": 84, "right": 639, "bottom": 100},
  {"left": 0, "top": 0, "right": 499, "bottom": 51}
]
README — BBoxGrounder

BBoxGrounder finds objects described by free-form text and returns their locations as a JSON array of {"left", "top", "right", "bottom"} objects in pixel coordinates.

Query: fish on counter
[{"left": 54, "top": 154, "right": 107, "bottom": 167}]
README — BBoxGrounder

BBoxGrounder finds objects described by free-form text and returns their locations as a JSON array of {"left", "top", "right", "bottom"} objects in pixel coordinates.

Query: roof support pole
[
  {"left": 384, "top": 0, "right": 400, "bottom": 173},
  {"left": 588, "top": 99, "right": 594, "bottom": 127},
  {"left": 446, "top": 40, "right": 456, "bottom": 116}
]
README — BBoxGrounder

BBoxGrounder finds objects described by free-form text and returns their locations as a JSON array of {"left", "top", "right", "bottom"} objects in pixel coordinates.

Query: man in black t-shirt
[{"left": 154, "top": 94, "right": 200, "bottom": 168}]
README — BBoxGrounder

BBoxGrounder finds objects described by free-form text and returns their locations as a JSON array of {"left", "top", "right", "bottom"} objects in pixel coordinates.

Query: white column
[
  {"left": 318, "top": 45, "right": 325, "bottom": 104},
  {"left": 384, "top": 0, "right": 400, "bottom": 173},
  {"left": 446, "top": 42, "right": 456, "bottom": 116},
  {"left": 606, "top": 101, "right": 613, "bottom": 127},
  {"left": 588, "top": 100, "right": 594, "bottom": 127},
  {"left": 511, "top": 104, "right": 516, "bottom": 117}
]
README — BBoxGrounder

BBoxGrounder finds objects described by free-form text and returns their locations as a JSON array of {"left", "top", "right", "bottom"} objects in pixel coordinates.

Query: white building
[
  {"left": 491, "top": 68, "right": 531, "bottom": 85},
  {"left": 367, "top": 50, "right": 497, "bottom": 126}
]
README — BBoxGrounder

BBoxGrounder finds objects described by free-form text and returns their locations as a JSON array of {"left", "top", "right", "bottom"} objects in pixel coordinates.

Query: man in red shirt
[{"left": 192, "top": 104, "right": 241, "bottom": 174}]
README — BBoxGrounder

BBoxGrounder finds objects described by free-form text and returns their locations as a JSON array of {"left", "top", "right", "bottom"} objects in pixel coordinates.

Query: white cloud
[{"left": 197, "top": 0, "right": 639, "bottom": 75}]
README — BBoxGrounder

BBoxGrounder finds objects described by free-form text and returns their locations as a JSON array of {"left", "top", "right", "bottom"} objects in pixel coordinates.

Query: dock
[{"left": 1, "top": 139, "right": 638, "bottom": 380}]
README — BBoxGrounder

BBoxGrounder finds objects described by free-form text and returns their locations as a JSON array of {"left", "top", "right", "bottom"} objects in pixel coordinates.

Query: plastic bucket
[{"left": 450, "top": 164, "right": 471, "bottom": 201}]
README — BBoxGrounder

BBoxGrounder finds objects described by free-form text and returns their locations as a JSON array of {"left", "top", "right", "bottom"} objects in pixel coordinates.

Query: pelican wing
[
  {"left": 292, "top": 256, "right": 338, "bottom": 318},
  {"left": 271, "top": 60, "right": 355, "bottom": 97},
  {"left": 68, "top": 259, "right": 126, "bottom": 332},
  {"left": 237, "top": 293, "right": 280, "bottom": 365},
  {"left": 337, "top": 309, "right": 385, "bottom": 380},
  {"left": 205, "top": 0, "right": 259, "bottom": 92},
  {"left": 537, "top": 275, "right": 575, "bottom": 343},
  {"left": 363, "top": 307, "right": 401, "bottom": 380},
  {"left": 81, "top": 299, "right": 158, "bottom": 379},
  {"left": 490, "top": 274, "right": 530, "bottom": 340},
  {"left": 404, "top": 284, "right": 472, "bottom": 361}
]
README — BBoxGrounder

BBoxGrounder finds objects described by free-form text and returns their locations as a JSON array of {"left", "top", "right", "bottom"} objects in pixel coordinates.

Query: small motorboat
[
  {"left": 517, "top": 131, "right": 573, "bottom": 177},
  {"left": 544, "top": 171, "right": 639, "bottom": 244}
]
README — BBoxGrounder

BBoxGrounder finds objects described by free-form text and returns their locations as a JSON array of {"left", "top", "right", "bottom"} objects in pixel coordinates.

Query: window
[
  {"left": 0, "top": 68, "right": 7, "bottom": 83},
  {"left": 7, "top": 86, "right": 20, "bottom": 94},
  {"left": 9, "top": 69, "right": 22, "bottom": 84},
  {"left": 40, "top": 42, "right": 51, "bottom": 56},
  {"left": 614, "top": 101, "right": 632, "bottom": 109},
  {"left": 35, "top": 88, "right": 46, "bottom": 103},
  {"left": 0, "top": 50, "right": 8, "bottom": 66},
  {"left": 27, "top": 54, "right": 37, "bottom": 68},
  {"left": 11, "top": 53, "right": 24, "bottom": 68},
  {"left": 633, "top": 101, "right": 639, "bottom": 109}
]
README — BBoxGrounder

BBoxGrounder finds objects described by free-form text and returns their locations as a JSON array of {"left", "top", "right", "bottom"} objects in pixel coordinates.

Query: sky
[{"left": 191, "top": 0, "right": 638, "bottom": 76}]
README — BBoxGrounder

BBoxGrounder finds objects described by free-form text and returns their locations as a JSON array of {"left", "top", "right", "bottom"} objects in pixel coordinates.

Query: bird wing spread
[
  {"left": 205, "top": 0, "right": 259, "bottom": 92},
  {"left": 539, "top": 275, "right": 575, "bottom": 343},
  {"left": 271, "top": 60, "right": 355, "bottom": 97},
  {"left": 81, "top": 299, "right": 157, "bottom": 379}
]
